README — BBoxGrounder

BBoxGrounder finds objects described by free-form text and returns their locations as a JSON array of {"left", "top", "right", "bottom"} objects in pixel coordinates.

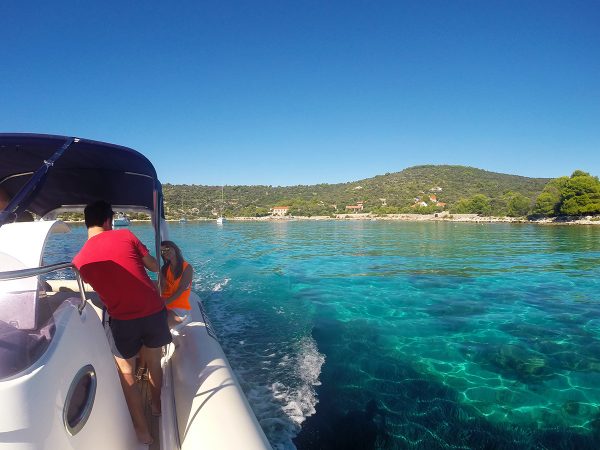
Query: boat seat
[
  {"left": 0, "top": 290, "right": 38, "bottom": 330},
  {"left": 0, "top": 251, "right": 40, "bottom": 330},
  {"left": 0, "top": 319, "right": 54, "bottom": 379},
  {"left": 0, "top": 221, "right": 70, "bottom": 331}
]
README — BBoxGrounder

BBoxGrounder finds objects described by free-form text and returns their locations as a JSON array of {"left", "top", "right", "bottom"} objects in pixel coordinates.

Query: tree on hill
[
  {"left": 533, "top": 171, "right": 600, "bottom": 217},
  {"left": 532, "top": 177, "right": 569, "bottom": 216},
  {"left": 559, "top": 171, "right": 600, "bottom": 215},
  {"left": 451, "top": 194, "right": 492, "bottom": 216},
  {"left": 503, "top": 192, "right": 532, "bottom": 217}
]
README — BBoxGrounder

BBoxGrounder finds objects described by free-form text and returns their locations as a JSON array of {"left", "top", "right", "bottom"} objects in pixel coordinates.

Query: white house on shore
[
  {"left": 345, "top": 204, "right": 364, "bottom": 213},
  {"left": 271, "top": 206, "right": 289, "bottom": 216}
]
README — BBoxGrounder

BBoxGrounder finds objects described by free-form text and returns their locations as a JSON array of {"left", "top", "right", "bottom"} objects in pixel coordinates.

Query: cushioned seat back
[
  {"left": 0, "top": 252, "right": 38, "bottom": 330},
  {"left": 0, "top": 221, "right": 70, "bottom": 330}
]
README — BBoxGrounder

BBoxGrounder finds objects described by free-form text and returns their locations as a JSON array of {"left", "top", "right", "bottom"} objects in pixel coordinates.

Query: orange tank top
[{"left": 162, "top": 260, "right": 191, "bottom": 310}]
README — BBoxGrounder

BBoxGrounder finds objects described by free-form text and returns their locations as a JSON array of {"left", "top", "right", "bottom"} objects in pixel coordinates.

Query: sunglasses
[{"left": 161, "top": 247, "right": 171, "bottom": 254}]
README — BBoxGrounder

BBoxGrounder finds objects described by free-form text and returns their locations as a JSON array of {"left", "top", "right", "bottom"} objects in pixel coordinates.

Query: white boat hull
[{"left": 0, "top": 298, "right": 141, "bottom": 450}]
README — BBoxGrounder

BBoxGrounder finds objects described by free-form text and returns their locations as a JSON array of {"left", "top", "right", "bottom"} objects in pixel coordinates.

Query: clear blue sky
[{"left": 2, "top": 1, "right": 599, "bottom": 186}]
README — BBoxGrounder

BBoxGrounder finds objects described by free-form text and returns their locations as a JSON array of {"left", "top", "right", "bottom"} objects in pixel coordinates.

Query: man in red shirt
[{"left": 73, "top": 201, "right": 171, "bottom": 445}]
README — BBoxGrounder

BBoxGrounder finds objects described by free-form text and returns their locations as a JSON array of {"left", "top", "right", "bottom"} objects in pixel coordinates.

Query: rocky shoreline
[
  {"left": 207, "top": 213, "right": 600, "bottom": 225},
  {"left": 64, "top": 214, "right": 600, "bottom": 226}
]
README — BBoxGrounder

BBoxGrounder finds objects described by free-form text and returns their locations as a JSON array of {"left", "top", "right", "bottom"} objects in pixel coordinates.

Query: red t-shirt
[{"left": 73, "top": 229, "right": 164, "bottom": 320}]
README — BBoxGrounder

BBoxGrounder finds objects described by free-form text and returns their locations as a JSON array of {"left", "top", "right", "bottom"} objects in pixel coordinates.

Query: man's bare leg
[
  {"left": 114, "top": 355, "right": 153, "bottom": 444},
  {"left": 141, "top": 345, "right": 163, "bottom": 416}
]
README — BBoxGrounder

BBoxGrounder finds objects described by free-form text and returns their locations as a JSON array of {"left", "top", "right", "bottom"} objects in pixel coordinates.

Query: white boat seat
[
  {"left": 0, "top": 251, "right": 40, "bottom": 330},
  {"left": 0, "top": 319, "right": 54, "bottom": 379},
  {"left": 0, "top": 221, "right": 70, "bottom": 331}
]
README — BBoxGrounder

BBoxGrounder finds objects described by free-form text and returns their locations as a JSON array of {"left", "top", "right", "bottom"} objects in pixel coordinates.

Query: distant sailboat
[
  {"left": 217, "top": 186, "right": 226, "bottom": 224},
  {"left": 179, "top": 197, "right": 187, "bottom": 223}
]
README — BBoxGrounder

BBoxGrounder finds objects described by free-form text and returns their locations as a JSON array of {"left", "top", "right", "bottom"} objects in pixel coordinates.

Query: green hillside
[{"left": 162, "top": 165, "right": 550, "bottom": 218}]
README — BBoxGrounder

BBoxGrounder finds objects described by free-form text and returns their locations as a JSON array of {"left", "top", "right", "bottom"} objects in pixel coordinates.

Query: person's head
[
  {"left": 161, "top": 240, "right": 184, "bottom": 277},
  {"left": 84, "top": 200, "right": 114, "bottom": 229}
]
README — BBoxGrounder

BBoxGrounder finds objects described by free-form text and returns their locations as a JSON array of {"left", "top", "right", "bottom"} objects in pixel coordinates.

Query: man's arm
[{"left": 142, "top": 254, "right": 159, "bottom": 273}]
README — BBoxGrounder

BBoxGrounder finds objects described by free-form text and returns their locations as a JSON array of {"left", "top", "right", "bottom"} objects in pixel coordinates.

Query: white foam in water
[
  {"left": 221, "top": 336, "right": 325, "bottom": 449},
  {"left": 204, "top": 283, "right": 325, "bottom": 449},
  {"left": 262, "top": 337, "right": 325, "bottom": 449},
  {"left": 212, "top": 277, "right": 230, "bottom": 292}
]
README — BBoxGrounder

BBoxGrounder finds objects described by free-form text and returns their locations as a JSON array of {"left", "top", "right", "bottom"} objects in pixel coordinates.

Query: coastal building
[
  {"left": 272, "top": 206, "right": 289, "bottom": 216},
  {"left": 411, "top": 193, "right": 446, "bottom": 209},
  {"left": 345, "top": 204, "right": 364, "bottom": 212}
]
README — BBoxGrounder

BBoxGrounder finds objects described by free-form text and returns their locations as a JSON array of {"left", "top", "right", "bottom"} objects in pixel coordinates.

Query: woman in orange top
[{"left": 160, "top": 240, "right": 193, "bottom": 325}]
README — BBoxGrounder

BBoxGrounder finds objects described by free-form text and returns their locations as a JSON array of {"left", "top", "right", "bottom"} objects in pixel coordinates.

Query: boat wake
[
  {"left": 243, "top": 337, "right": 325, "bottom": 450},
  {"left": 212, "top": 277, "right": 230, "bottom": 292},
  {"left": 204, "top": 277, "right": 325, "bottom": 450},
  {"left": 273, "top": 338, "right": 324, "bottom": 421}
]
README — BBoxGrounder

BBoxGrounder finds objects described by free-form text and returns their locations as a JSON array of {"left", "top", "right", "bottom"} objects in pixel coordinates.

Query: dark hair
[
  {"left": 161, "top": 240, "right": 184, "bottom": 278},
  {"left": 84, "top": 201, "right": 114, "bottom": 228}
]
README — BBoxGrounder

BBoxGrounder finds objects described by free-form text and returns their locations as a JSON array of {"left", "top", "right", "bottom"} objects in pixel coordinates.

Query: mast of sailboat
[{"left": 216, "top": 186, "right": 225, "bottom": 224}]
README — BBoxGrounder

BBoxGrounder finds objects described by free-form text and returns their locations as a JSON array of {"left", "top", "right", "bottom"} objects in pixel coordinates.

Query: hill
[{"left": 162, "top": 165, "right": 550, "bottom": 218}]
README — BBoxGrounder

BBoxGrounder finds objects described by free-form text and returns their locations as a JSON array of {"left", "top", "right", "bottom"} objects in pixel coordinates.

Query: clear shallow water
[{"left": 46, "top": 221, "right": 600, "bottom": 449}]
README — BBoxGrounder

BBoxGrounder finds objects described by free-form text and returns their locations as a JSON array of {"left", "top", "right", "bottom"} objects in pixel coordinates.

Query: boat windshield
[{"left": 0, "top": 253, "right": 58, "bottom": 380}]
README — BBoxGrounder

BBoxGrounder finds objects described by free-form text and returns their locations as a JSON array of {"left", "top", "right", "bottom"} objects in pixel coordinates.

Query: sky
[{"left": 1, "top": 1, "right": 599, "bottom": 186}]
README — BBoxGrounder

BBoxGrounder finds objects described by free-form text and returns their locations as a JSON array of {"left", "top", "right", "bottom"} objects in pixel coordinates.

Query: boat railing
[{"left": 0, "top": 262, "right": 88, "bottom": 314}]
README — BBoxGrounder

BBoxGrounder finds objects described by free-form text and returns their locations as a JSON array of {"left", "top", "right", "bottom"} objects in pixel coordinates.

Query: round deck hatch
[{"left": 63, "top": 364, "right": 97, "bottom": 436}]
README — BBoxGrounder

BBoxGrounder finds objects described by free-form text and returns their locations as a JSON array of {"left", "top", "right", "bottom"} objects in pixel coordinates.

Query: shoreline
[
  {"left": 62, "top": 213, "right": 600, "bottom": 226},
  {"left": 220, "top": 213, "right": 600, "bottom": 225}
]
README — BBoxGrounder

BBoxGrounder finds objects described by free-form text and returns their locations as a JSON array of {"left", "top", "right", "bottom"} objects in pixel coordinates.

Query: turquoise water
[{"left": 47, "top": 221, "right": 600, "bottom": 449}]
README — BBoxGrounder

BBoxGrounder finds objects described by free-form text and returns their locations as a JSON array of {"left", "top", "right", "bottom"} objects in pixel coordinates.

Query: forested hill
[{"left": 162, "top": 165, "right": 550, "bottom": 218}]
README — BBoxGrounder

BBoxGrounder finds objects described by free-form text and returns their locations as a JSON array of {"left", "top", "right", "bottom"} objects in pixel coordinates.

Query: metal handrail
[
  {"left": 0, "top": 262, "right": 88, "bottom": 314},
  {"left": 0, "top": 262, "right": 73, "bottom": 280}
]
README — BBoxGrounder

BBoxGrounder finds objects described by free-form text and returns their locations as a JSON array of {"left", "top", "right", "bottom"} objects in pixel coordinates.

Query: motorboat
[
  {"left": 112, "top": 213, "right": 131, "bottom": 227},
  {"left": 0, "top": 134, "right": 271, "bottom": 450}
]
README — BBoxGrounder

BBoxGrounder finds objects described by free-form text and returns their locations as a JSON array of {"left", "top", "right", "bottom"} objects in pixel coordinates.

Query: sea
[{"left": 46, "top": 221, "right": 600, "bottom": 449}]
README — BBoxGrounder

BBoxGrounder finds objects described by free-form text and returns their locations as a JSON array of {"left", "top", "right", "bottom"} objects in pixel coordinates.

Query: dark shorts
[{"left": 109, "top": 308, "right": 172, "bottom": 359}]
